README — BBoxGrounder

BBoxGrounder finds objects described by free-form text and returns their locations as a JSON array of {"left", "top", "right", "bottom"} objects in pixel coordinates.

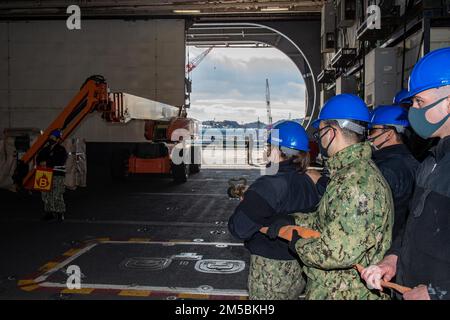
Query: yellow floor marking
[
  {"left": 18, "top": 280, "right": 39, "bottom": 292},
  {"left": 128, "top": 238, "right": 150, "bottom": 242},
  {"left": 178, "top": 293, "right": 210, "bottom": 299},
  {"left": 39, "top": 262, "right": 59, "bottom": 271},
  {"left": 63, "top": 248, "right": 81, "bottom": 256},
  {"left": 118, "top": 290, "right": 152, "bottom": 297},
  {"left": 20, "top": 284, "right": 40, "bottom": 292},
  {"left": 18, "top": 279, "right": 35, "bottom": 286},
  {"left": 95, "top": 237, "right": 110, "bottom": 242},
  {"left": 61, "top": 288, "right": 95, "bottom": 294}
]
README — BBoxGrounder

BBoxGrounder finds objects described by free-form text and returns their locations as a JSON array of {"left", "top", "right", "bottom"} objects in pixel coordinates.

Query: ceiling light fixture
[
  {"left": 173, "top": 9, "right": 201, "bottom": 14},
  {"left": 261, "top": 7, "right": 290, "bottom": 12}
]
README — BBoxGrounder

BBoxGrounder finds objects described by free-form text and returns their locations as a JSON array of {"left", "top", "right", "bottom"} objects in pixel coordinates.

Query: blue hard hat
[
  {"left": 393, "top": 89, "right": 412, "bottom": 105},
  {"left": 405, "top": 47, "right": 450, "bottom": 100},
  {"left": 267, "top": 120, "right": 310, "bottom": 152},
  {"left": 370, "top": 105, "right": 410, "bottom": 129},
  {"left": 50, "top": 129, "right": 62, "bottom": 139},
  {"left": 312, "top": 94, "right": 370, "bottom": 128}
]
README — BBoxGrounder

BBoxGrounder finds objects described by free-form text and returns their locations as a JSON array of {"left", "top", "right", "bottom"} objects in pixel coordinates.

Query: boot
[
  {"left": 57, "top": 212, "right": 65, "bottom": 221},
  {"left": 41, "top": 211, "right": 56, "bottom": 221}
]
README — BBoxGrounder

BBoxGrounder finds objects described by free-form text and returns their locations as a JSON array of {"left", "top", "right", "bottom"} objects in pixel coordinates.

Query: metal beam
[
  {"left": 0, "top": 0, "right": 323, "bottom": 18},
  {"left": 0, "top": 1, "right": 323, "bottom": 10}
]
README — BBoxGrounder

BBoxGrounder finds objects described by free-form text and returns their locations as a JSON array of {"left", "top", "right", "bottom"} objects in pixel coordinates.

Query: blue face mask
[{"left": 408, "top": 96, "right": 450, "bottom": 139}]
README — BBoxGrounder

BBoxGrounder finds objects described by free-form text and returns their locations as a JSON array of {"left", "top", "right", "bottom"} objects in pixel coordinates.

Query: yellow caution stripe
[
  {"left": 39, "top": 262, "right": 59, "bottom": 272},
  {"left": 118, "top": 290, "right": 152, "bottom": 297},
  {"left": 128, "top": 238, "right": 151, "bottom": 242},
  {"left": 178, "top": 293, "right": 210, "bottom": 299},
  {"left": 61, "top": 288, "right": 95, "bottom": 295},
  {"left": 63, "top": 248, "right": 81, "bottom": 257},
  {"left": 18, "top": 279, "right": 40, "bottom": 292}
]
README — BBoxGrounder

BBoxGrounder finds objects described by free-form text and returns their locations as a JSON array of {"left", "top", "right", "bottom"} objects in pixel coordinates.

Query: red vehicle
[{"left": 128, "top": 115, "right": 201, "bottom": 182}]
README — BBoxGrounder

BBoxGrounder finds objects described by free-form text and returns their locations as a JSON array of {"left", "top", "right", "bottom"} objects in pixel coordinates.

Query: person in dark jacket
[
  {"left": 228, "top": 121, "right": 320, "bottom": 300},
  {"left": 362, "top": 47, "right": 450, "bottom": 300},
  {"left": 368, "top": 105, "right": 419, "bottom": 251},
  {"left": 36, "top": 129, "right": 68, "bottom": 221}
]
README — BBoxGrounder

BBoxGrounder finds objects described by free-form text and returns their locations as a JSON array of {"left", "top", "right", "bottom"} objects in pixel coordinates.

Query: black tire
[
  {"left": 111, "top": 149, "right": 129, "bottom": 180},
  {"left": 172, "top": 162, "right": 188, "bottom": 183}
]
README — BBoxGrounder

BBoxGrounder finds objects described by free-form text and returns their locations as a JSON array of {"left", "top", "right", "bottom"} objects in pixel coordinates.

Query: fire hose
[{"left": 260, "top": 226, "right": 412, "bottom": 294}]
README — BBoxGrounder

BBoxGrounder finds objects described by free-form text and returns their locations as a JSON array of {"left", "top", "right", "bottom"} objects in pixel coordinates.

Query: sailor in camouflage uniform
[{"left": 271, "top": 94, "right": 394, "bottom": 300}]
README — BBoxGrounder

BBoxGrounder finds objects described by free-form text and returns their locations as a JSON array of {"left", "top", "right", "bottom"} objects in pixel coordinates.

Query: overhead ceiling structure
[
  {"left": 0, "top": 0, "right": 323, "bottom": 129},
  {"left": 186, "top": 23, "right": 313, "bottom": 89},
  {"left": 188, "top": 24, "right": 278, "bottom": 48},
  {"left": 0, "top": 1, "right": 324, "bottom": 19}
]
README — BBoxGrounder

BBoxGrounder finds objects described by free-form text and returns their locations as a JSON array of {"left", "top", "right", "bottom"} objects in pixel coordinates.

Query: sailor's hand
[{"left": 361, "top": 255, "right": 397, "bottom": 291}]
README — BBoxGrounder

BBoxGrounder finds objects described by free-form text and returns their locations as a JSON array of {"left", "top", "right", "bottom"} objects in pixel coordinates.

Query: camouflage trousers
[
  {"left": 248, "top": 255, "right": 306, "bottom": 300},
  {"left": 41, "top": 175, "right": 66, "bottom": 213}
]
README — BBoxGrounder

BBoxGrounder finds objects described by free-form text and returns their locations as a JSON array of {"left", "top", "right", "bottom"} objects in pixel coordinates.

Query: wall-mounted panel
[{"left": 0, "top": 19, "right": 185, "bottom": 142}]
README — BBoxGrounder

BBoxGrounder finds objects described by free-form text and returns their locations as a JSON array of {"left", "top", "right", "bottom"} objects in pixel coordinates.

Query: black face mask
[
  {"left": 367, "top": 129, "right": 391, "bottom": 150},
  {"left": 314, "top": 126, "right": 335, "bottom": 159}
]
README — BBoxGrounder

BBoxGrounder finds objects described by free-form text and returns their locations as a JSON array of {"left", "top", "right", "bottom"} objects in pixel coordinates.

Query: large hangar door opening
[
  {"left": 0, "top": 19, "right": 186, "bottom": 142},
  {"left": 186, "top": 45, "right": 306, "bottom": 167},
  {"left": 186, "top": 22, "right": 320, "bottom": 132},
  {"left": 187, "top": 46, "right": 307, "bottom": 126}
]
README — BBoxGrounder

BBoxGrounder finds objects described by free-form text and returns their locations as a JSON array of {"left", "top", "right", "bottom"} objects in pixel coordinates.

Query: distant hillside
[
  {"left": 202, "top": 119, "right": 303, "bottom": 129},
  {"left": 202, "top": 120, "right": 267, "bottom": 129}
]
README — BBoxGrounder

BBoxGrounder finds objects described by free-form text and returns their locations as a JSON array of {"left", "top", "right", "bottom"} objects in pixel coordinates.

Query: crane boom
[
  {"left": 186, "top": 47, "right": 214, "bottom": 73},
  {"left": 266, "top": 78, "right": 273, "bottom": 126},
  {"left": 13, "top": 75, "right": 179, "bottom": 189}
]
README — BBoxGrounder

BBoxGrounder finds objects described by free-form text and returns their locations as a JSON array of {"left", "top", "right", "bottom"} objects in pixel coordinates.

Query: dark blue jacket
[
  {"left": 391, "top": 136, "right": 450, "bottom": 300},
  {"left": 36, "top": 143, "right": 68, "bottom": 176},
  {"left": 228, "top": 160, "right": 320, "bottom": 260},
  {"left": 372, "top": 144, "right": 419, "bottom": 249}
]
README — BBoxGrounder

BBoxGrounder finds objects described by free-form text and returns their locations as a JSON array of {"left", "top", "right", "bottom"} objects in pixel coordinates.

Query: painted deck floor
[{"left": 0, "top": 168, "right": 262, "bottom": 300}]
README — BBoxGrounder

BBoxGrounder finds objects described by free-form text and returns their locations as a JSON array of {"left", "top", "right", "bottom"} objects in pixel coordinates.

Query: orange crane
[{"left": 13, "top": 75, "right": 200, "bottom": 190}]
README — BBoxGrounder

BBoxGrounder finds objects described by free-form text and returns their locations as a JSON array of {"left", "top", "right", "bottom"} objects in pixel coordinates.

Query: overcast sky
[{"left": 187, "top": 46, "right": 306, "bottom": 124}]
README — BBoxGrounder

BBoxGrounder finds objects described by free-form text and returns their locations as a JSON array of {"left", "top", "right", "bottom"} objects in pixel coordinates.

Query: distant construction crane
[
  {"left": 265, "top": 78, "right": 273, "bottom": 127},
  {"left": 186, "top": 47, "right": 214, "bottom": 73},
  {"left": 185, "top": 46, "right": 214, "bottom": 108}
]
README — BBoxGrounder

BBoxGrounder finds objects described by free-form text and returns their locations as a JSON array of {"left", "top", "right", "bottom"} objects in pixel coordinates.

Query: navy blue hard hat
[
  {"left": 404, "top": 47, "right": 450, "bottom": 100},
  {"left": 393, "top": 89, "right": 412, "bottom": 106},
  {"left": 370, "top": 105, "right": 410, "bottom": 129},
  {"left": 50, "top": 129, "right": 62, "bottom": 139},
  {"left": 267, "top": 120, "right": 309, "bottom": 152}
]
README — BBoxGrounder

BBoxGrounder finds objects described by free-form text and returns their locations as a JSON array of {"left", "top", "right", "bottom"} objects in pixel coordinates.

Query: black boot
[
  {"left": 42, "top": 211, "right": 56, "bottom": 221},
  {"left": 57, "top": 212, "right": 65, "bottom": 221}
]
